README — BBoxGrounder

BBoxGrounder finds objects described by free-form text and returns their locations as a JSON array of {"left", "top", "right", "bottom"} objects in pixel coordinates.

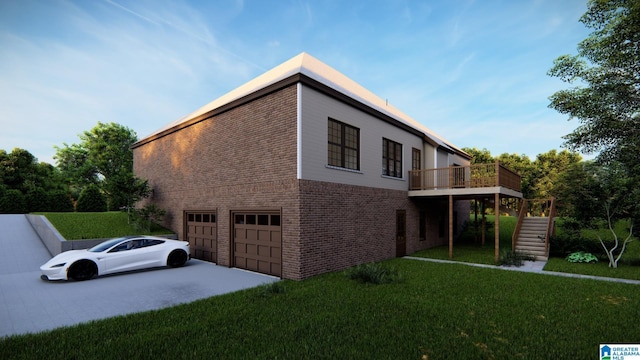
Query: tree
[
  {"left": 0, "top": 148, "right": 37, "bottom": 193},
  {"left": 530, "top": 149, "right": 582, "bottom": 200},
  {"left": 55, "top": 122, "right": 146, "bottom": 210},
  {"left": 79, "top": 122, "right": 136, "bottom": 181},
  {"left": 54, "top": 143, "right": 98, "bottom": 189},
  {"left": 548, "top": 0, "right": 640, "bottom": 167},
  {"left": 555, "top": 161, "right": 637, "bottom": 268},
  {"left": 462, "top": 147, "right": 494, "bottom": 165},
  {"left": 0, "top": 148, "right": 67, "bottom": 212}
]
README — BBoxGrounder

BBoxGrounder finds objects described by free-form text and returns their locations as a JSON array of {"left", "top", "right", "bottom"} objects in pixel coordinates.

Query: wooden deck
[{"left": 409, "top": 161, "right": 521, "bottom": 193}]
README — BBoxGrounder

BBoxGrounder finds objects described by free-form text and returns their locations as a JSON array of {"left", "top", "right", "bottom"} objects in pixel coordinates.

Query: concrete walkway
[
  {"left": 405, "top": 256, "right": 640, "bottom": 285},
  {"left": 0, "top": 215, "right": 278, "bottom": 338}
]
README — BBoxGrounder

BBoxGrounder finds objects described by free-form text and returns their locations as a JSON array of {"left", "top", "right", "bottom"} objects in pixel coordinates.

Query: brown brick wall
[
  {"left": 297, "top": 179, "right": 418, "bottom": 279},
  {"left": 133, "top": 85, "right": 304, "bottom": 279}
]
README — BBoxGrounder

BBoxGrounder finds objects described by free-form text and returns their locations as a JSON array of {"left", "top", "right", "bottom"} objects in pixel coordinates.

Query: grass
[
  {"left": 413, "top": 215, "right": 640, "bottom": 281},
  {"left": 1, "top": 258, "right": 639, "bottom": 359},
  {"left": 35, "top": 212, "right": 173, "bottom": 239},
  {"left": 412, "top": 215, "right": 517, "bottom": 265},
  {"left": 544, "top": 258, "right": 640, "bottom": 281}
]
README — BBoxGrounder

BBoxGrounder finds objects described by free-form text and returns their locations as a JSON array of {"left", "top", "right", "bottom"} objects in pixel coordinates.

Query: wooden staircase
[
  {"left": 514, "top": 217, "right": 549, "bottom": 260},
  {"left": 512, "top": 198, "right": 556, "bottom": 261}
]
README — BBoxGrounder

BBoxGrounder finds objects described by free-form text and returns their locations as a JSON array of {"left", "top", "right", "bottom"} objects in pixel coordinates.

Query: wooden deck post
[
  {"left": 448, "top": 194, "right": 453, "bottom": 259},
  {"left": 481, "top": 199, "right": 486, "bottom": 246},
  {"left": 494, "top": 193, "right": 500, "bottom": 263},
  {"left": 474, "top": 200, "right": 478, "bottom": 243}
]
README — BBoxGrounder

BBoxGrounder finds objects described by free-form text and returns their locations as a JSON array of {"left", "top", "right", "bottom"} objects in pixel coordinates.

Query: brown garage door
[
  {"left": 185, "top": 211, "right": 217, "bottom": 263},
  {"left": 233, "top": 211, "right": 281, "bottom": 277}
]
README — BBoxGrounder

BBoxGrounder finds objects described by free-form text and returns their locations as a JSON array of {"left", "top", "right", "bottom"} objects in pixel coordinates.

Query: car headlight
[{"left": 50, "top": 263, "right": 66, "bottom": 268}]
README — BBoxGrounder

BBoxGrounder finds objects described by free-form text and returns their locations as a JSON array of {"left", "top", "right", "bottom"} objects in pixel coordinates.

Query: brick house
[{"left": 132, "top": 53, "right": 521, "bottom": 280}]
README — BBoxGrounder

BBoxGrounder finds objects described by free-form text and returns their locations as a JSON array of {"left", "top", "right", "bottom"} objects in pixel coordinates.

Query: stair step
[
  {"left": 519, "top": 237, "right": 545, "bottom": 242},
  {"left": 515, "top": 250, "right": 547, "bottom": 258},
  {"left": 519, "top": 230, "right": 546, "bottom": 235},
  {"left": 517, "top": 240, "right": 545, "bottom": 247},
  {"left": 521, "top": 223, "right": 548, "bottom": 227},
  {"left": 515, "top": 245, "right": 546, "bottom": 253}
]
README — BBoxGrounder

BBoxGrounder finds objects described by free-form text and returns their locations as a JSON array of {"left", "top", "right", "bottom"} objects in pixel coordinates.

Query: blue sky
[{"left": 0, "top": 0, "right": 590, "bottom": 165}]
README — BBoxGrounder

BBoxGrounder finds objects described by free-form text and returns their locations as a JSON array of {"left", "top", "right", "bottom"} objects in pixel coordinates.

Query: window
[
  {"left": 412, "top": 148, "right": 421, "bottom": 171},
  {"left": 382, "top": 138, "right": 403, "bottom": 178},
  {"left": 328, "top": 119, "right": 360, "bottom": 170}
]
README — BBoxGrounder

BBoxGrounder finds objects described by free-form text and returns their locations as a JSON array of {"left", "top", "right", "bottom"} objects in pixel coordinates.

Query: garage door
[
  {"left": 185, "top": 211, "right": 217, "bottom": 263},
  {"left": 233, "top": 211, "right": 281, "bottom": 277}
]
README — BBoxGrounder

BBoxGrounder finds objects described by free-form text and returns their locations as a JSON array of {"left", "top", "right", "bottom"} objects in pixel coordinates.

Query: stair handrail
[
  {"left": 512, "top": 199, "right": 528, "bottom": 249},
  {"left": 544, "top": 196, "right": 557, "bottom": 257}
]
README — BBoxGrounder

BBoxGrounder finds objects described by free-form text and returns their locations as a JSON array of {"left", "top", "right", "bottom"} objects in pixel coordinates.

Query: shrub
[
  {"left": 26, "top": 188, "right": 48, "bottom": 212},
  {"left": 566, "top": 251, "right": 598, "bottom": 263},
  {"left": 0, "top": 189, "right": 27, "bottom": 214},
  {"left": 47, "top": 190, "right": 74, "bottom": 212},
  {"left": 132, "top": 204, "right": 167, "bottom": 233},
  {"left": 549, "top": 217, "right": 608, "bottom": 258},
  {"left": 499, "top": 250, "right": 535, "bottom": 267},
  {"left": 256, "top": 282, "right": 286, "bottom": 297},
  {"left": 346, "top": 263, "right": 402, "bottom": 284},
  {"left": 76, "top": 185, "right": 107, "bottom": 212},
  {"left": 550, "top": 217, "right": 634, "bottom": 262}
]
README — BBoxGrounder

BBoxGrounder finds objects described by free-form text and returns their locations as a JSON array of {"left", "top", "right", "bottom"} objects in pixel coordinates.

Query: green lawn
[
  {"left": 35, "top": 212, "right": 173, "bottom": 239},
  {"left": 412, "top": 215, "right": 517, "bottom": 265},
  {"left": 413, "top": 215, "right": 640, "bottom": 281},
  {"left": 1, "top": 258, "right": 638, "bottom": 359}
]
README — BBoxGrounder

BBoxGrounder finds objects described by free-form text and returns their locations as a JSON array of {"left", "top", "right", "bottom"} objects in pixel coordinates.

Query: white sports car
[{"left": 40, "top": 236, "right": 190, "bottom": 281}]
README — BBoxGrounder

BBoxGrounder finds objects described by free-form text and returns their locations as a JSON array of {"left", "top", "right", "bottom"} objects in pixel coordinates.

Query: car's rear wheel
[
  {"left": 167, "top": 250, "right": 188, "bottom": 268},
  {"left": 68, "top": 260, "right": 97, "bottom": 281}
]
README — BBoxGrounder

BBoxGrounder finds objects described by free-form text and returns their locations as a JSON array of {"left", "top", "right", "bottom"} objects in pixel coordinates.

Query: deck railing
[{"left": 408, "top": 160, "right": 521, "bottom": 192}]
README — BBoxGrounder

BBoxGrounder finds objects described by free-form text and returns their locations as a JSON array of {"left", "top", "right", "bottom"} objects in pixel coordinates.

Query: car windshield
[{"left": 88, "top": 237, "right": 132, "bottom": 252}]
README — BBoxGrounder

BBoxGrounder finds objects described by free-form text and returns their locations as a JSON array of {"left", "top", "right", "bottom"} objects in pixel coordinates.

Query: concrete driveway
[{"left": 0, "top": 214, "right": 278, "bottom": 338}]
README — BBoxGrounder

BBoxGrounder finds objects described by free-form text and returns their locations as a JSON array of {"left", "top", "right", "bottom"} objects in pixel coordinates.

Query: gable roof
[{"left": 134, "top": 52, "right": 469, "bottom": 158}]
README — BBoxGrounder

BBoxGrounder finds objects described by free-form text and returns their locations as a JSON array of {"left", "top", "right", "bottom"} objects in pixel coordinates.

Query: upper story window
[
  {"left": 412, "top": 148, "right": 421, "bottom": 171},
  {"left": 382, "top": 138, "right": 403, "bottom": 178},
  {"left": 328, "top": 118, "right": 360, "bottom": 170}
]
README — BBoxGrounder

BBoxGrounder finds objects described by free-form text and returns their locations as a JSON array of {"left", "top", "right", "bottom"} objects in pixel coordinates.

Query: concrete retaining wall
[{"left": 25, "top": 214, "right": 177, "bottom": 257}]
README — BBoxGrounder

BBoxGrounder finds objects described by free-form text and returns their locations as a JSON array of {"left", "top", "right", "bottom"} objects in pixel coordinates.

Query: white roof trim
[{"left": 140, "top": 52, "right": 467, "bottom": 156}]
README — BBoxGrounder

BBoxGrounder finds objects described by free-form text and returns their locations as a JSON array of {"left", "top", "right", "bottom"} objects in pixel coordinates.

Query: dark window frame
[
  {"left": 328, "top": 118, "right": 360, "bottom": 171},
  {"left": 412, "top": 148, "right": 421, "bottom": 171},
  {"left": 382, "top": 138, "right": 403, "bottom": 178}
]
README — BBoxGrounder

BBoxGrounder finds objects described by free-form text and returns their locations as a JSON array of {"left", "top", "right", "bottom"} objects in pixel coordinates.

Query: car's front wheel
[
  {"left": 68, "top": 260, "right": 97, "bottom": 281},
  {"left": 167, "top": 250, "right": 188, "bottom": 268}
]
